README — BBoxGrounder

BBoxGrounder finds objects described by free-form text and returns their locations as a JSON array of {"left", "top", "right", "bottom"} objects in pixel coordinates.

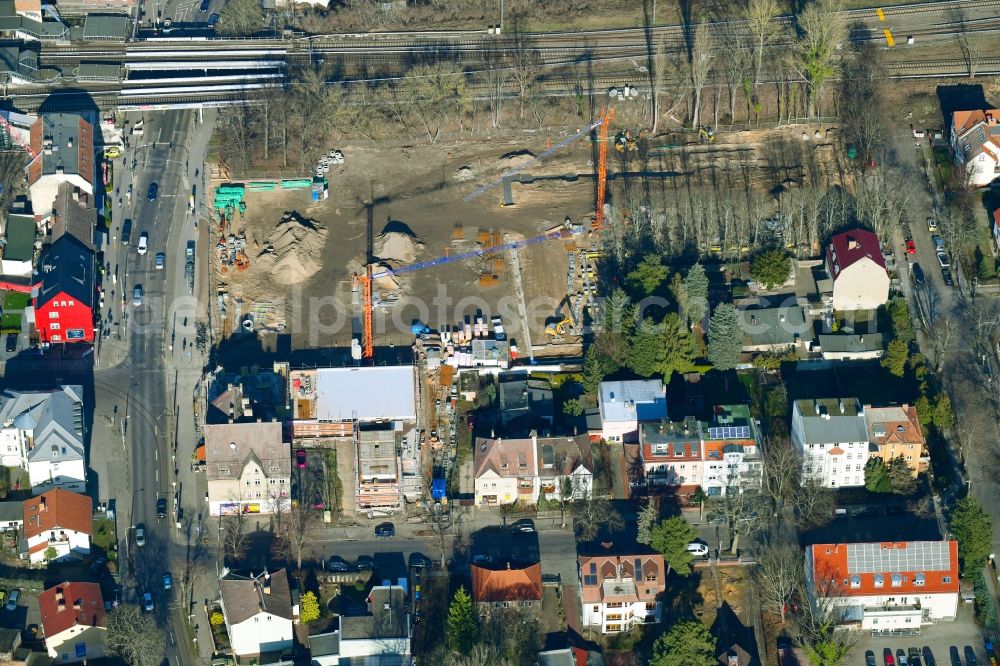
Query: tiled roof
[
  {"left": 537, "top": 435, "right": 592, "bottom": 476},
  {"left": 204, "top": 421, "right": 289, "bottom": 481},
  {"left": 22, "top": 489, "right": 92, "bottom": 539},
  {"left": 471, "top": 562, "right": 542, "bottom": 603},
  {"left": 809, "top": 541, "right": 959, "bottom": 597},
  {"left": 35, "top": 234, "right": 94, "bottom": 309},
  {"left": 39, "top": 581, "right": 104, "bottom": 638},
  {"left": 827, "top": 228, "right": 886, "bottom": 280},
  {"left": 865, "top": 404, "right": 924, "bottom": 447},
  {"left": 578, "top": 553, "right": 665, "bottom": 604},
  {"left": 220, "top": 569, "right": 293, "bottom": 626},
  {"left": 474, "top": 437, "right": 537, "bottom": 478}
]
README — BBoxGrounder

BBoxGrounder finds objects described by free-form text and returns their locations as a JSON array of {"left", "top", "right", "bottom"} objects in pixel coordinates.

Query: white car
[
  {"left": 137, "top": 232, "right": 148, "bottom": 255},
  {"left": 936, "top": 251, "right": 950, "bottom": 268},
  {"left": 686, "top": 542, "right": 709, "bottom": 557}
]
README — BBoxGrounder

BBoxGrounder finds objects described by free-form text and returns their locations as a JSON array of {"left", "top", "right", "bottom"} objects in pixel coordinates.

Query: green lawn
[
  {"left": 1, "top": 292, "right": 29, "bottom": 311},
  {"left": 92, "top": 517, "right": 116, "bottom": 552},
  {"left": 0, "top": 313, "right": 21, "bottom": 333}
]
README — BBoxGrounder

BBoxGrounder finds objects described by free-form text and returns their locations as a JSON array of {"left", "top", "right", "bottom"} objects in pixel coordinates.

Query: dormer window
[
  {"left": 873, "top": 574, "right": 884, "bottom": 588},
  {"left": 890, "top": 573, "right": 902, "bottom": 588},
  {"left": 849, "top": 575, "right": 861, "bottom": 589},
  {"left": 914, "top": 573, "right": 926, "bottom": 586}
]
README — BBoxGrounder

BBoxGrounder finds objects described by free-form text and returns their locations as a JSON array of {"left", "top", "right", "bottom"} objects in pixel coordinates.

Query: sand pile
[
  {"left": 260, "top": 211, "right": 329, "bottom": 285},
  {"left": 373, "top": 221, "right": 423, "bottom": 265},
  {"left": 498, "top": 149, "right": 535, "bottom": 170},
  {"left": 453, "top": 166, "right": 475, "bottom": 182}
]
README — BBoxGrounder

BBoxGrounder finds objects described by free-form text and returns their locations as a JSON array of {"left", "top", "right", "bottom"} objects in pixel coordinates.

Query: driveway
[{"left": 850, "top": 604, "right": 989, "bottom": 665}]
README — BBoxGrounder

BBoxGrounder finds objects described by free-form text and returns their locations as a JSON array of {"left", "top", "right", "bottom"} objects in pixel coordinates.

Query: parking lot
[{"left": 851, "top": 605, "right": 989, "bottom": 665}]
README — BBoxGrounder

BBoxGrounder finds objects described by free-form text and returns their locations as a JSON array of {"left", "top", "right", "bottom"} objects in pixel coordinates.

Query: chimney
[
  {"left": 55, "top": 587, "right": 64, "bottom": 602},
  {"left": 506, "top": 561, "right": 511, "bottom": 570},
  {"left": 839, "top": 400, "right": 845, "bottom": 414},
  {"left": 263, "top": 581, "right": 271, "bottom": 595},
  {"left": 728, "top": 655, "right": 739, "bottom": 666},
  {"left": 848, "top": 238, "right": 858, "bottom": 250}
]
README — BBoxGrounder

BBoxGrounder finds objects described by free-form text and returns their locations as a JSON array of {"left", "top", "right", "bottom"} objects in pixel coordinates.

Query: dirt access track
[{"left": 211, "top": 123, "right": 839, "bottom": 353}]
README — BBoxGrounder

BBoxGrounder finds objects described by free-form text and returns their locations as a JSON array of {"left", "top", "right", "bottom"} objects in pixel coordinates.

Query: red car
[
  {"left": 295, "top": 449, "right": 307, "bottom": 468},
  {"left": 905, "top": 238, "right": 916, "bottom": 255}
]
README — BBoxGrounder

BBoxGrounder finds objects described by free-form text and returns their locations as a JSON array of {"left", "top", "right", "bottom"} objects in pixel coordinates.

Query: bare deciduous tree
[
  {"left": 220, "top": 510, "right": 249, "bottom": 564},
  {"left": 688, "top": 22, "right": 715, "bottom": 129},
  {"left": 507, "top": 4, "right": 540, "bottom": 121},
  {"left": 791, "top": 0, "right": 846, "bottom": 116},
  {"left": 791, "top": 478, "right": 835, "bottom": 529},
  {"left": 761, "top": 435, "right": 801, "bottom": 504},
  {"left": 216, "top": 0, "right": 264, "bottom": 36},
  {"left": 746, "top": 0, "right": 781, "bottom": 92},
  {"left": 752, "top": 534, "right": 804, "bottom": 623}
]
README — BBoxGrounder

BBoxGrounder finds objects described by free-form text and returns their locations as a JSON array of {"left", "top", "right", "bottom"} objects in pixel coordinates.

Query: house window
[
  {"left": 645, "top": 601, "right": 656, "bottom": 610},
  {"left": 942, "top": 576, "right": 951, "bottom": 584},
  {"left": 874, "top": 574, "right": 884, "bottom": 588},
  {"left": 592, "top": 606, "right": 599, "bottom": 613},
  {"left": 219, "top": 468, "right": 229, "bottom": 474},
  {"left": 48, "top": 311, "right": 59, "bottom": 319},
  {"left": 914, "top": 573, "right": 926, "bottom": 586},
  {"left": 50, "top": 323, "right": 61, "bottom": 330},
  {"left": 606, "top": 624, "right": 621, "bottom": 632},
  {"left": 606, "top": 613, "right": 622, "bottom": 621},
  {"left": 849, "top": 575, "right": 861, "bottom": 589},
  {"left": 891, "top": 573, "right": 902, "bottom": 587}
]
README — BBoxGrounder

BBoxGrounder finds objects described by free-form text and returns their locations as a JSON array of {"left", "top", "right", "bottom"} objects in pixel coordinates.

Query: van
[
  {"left": 121, "top": 219, "right": 133, "bottom": 245},
  {"left": 6, "top": 589, "right": 19, "bottom": 610},
  {"left": 186, "top": 240, "right": 195, "bottom": 259}
]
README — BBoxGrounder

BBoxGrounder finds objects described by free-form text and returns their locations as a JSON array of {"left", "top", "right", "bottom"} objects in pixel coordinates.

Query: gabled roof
[
  {"left": 598, "top": 379, "right": 667, "bottom": 423},
  {"left": 39, "top": 581, "right": 104, "bottom": 638},
  {"left": 809, "top": 541, "right": 959, "bottom": 597},
  {"left": 203, "top": 421, "right": 289, "bottom": 481},
  {"left": 35, "top": 234, "right": 94, "bottom": 309},
  {"left": 474, "top": 436, "right": 536, "bottom": 479},
  {"left": 471, "top": 562, "right": 542, "bottom": 603},
  {"left": 738, "top": 305, "right": 809, "bottom": 347},
  {"left": 827, "top": 228, "right": 887, "bottom": 280},
  {"left": 537, "top": 435, "right": 592, "bottom": 476},
  {"left": 578, "top": 552, "right": 665, "bottom": 604},
  {"left": 3, "top": 212, "right": 35, "bottom": 262},
  {"left": 865, "top": 404, "right": 924, "bottom": 447},
  {"left": 0, "top": 386, "right": 85, "bottom": 465},
  {"left": 22, "top": 488, "right": 92, "bottom": 539},
  {"left": 340, "top": 585, "right": 409, "bottom": 641},
  {"left": 952, "top": 109, "right": 999, "bottom": 136},
  {"left": 220, "top": 569, "right": 293, "bottom": 626},
  {"left": 818, "top": 334, "right": 883, "bottom": 354}
]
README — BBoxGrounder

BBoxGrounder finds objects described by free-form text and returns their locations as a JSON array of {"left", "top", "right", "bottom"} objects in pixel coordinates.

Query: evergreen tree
[
  {"left": 446, "top": 586, "right": 478, "bottom": 654},
  {"left": 881, "top": 338, "right": 908, "bottom": 377},
  {"left": 649, "top": 516, "right": 698, "bottom": 576},
  {"left": 750, "top": 249, "right": 791, "bottom": 289},
  {"left": 582, "top": 347, "right": 616, "bottom": 394},
  {"left": 707, "top": 303, "right": 742, "bottom": 370},
  {"left": 627, "top": 320, "right": 665, "bottom": 377},
  {"left": 683, "top": 263, "right": 709, "bottom": 325},
  {"left": 636, "top": 499, "right": 658, "bottom": 545},
  {"left": 627, "top": 254, "right": 670, "bottom": 295},
  {"left": 650, "top": 621, "right": 717, "bottom": 666},
  {"left": 659, "top": 313, "right": 697, "bottom": 383},
  {"left": 950, "top": 496, "right": 993, "bottom": 578}
]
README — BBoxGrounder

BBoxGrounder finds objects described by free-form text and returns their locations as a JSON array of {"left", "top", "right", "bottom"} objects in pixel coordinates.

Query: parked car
[
  {"left": 133, "top": 285, "right": 143, "bottom": 306},
  {"left": 121, "top": 219, "right": 133, "bottom": 245},
  {"left": 311, "top": 497, "right": 325, "bottom": 510},
  {"left": 965, "top": 646, "right": 978, "bottom": 665},
  {"left": 511, "top": 519, "right": 535, "bottom": 533},
  {"left": 883, "top": 647, "right": 895, "bottom": 665},
  {"left": 5, "top": 589, "right": 19, "bottom": 611},
  {"left": 374, "top": 522, "right": 395, "bottom": 538},
  {"left": 156, "top": 497, "right": 167, "bottom": 519},
  {"left": 208, "top": 12, "right": 220, "bottom": 27},
  {"left": 163, "top": 573, "right": 172, "bottom": 590},
  {"left": 327, "top": 556, "right": 350, "bottom": 572},
  {"left": 356, "top": 555, "right": 375, "bottom": 571},
  {"left": 896, "top": 648, "right": 908, "bottom": 665},
  {"left": 5, "top": 334, "right": 16, "bottom": 353},
  {"left": 941, "top": 268, "right": 953, "bottom": 286},
  {"left": 927, "top": 217, "right": 939, "bottom": 232},
  {"left": 147, "top": 183, "right": 158, "bottom": 200},
  {"left": 936, "top": 250, "right": 950, "bottom": 268},
  {"left": 137, "top": 232, "right": 148, "bottom": 255},
  {"left": 142, "top": 592, "right": 153, "bottom": 611},
  {"left": 931, "top": 235, "right": 945, "bottom": 251},
  {"left": 104, "top": 146, "right": 121, "bottom": 159},
  {"left": 186, "top": 240, "right": 196, "bottom": 258},
  {"left": 921, "top": 646, "right": 936, "bottom": 666},
  {"left": 865, "top": 651, "right": 877, "bottom": 666},
  {"left": 472, "top": 554, "right": 493, "bottom": 565},
  {"left": 910, "top": 262, "right": 925, "bottom": 285},
  {"left": 409, "top": 552, "right": 433, "bottom": 569},
  {"left": 491, "top": 316, "right": 505, "bottom": 340},
  {"left": 948, "top": 646, "right": 961, "bottom": 666},
  {"left": 0, "top": 590, "right": 6, "bottom": 605},
  {"left": 199, "top": 0, "right": 210, "bottom": 11},
  {"left": 296, "top": 449, "right": 307, "bottom": 468},
  {"left": 135, "top": 524, "right": 146, "bottom": 547},
  {"left": 686, "top": 542, "right": 710, "bottom": 556},
  {"left": 905, "top": 237, "right": 916, "bottom": 254},
  {"left": 155, "top": 252, "right": 165, "bottom": 270},
  {"left": 89, "top": 556, "right": 108, "bottom": 574}
]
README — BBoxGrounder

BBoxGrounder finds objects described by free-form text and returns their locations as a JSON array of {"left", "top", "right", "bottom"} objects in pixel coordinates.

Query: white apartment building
[
  {"left": 791, "top": 398, "right": 870, "bottom": 488},
  {"left": 579, "top": 547, "right": 666, "bottom": 634}
]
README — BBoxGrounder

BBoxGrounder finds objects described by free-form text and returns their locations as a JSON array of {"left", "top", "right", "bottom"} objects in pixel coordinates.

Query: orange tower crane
[{"left": 593, "top": 107, "right": 615, "bottom": 232}]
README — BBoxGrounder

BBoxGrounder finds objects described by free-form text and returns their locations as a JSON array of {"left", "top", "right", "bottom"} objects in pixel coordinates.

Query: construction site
[{"left": 206, "top": 112, "right": 845, "bottom": 359}]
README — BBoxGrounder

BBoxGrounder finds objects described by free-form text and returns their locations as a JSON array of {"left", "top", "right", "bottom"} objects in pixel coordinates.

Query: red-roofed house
[
  {"left": 22, "top": 489, "right": 92, "bottom": 563},
  {"left": 579, "top": 546, "right": 665, "bottom": 633},
  {"left": 471, "top": 562, "right": 542, "bottom": 617},
  {"left": 805, "top": 540, "right": 959, "bottom": 630},
  {"left": 825, "top": 229, "right": 889, "bottom": 311},
  {"left": 473, "top": 436, "right": 538, "bottom": 506},
  {"left": 39, "top": 582, "right": 105, "bottom": 663},
  {"left": 638, "top": 417, "right": 703, "bottom": 493},
  {"left": 951, "top": 109, "right": 1000, "bottom": 187}
]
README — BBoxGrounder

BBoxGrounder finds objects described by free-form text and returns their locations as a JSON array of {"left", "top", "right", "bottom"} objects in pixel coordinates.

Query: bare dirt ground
[{"left": 209, "top": 119, "right": 847, "bottom": 353}]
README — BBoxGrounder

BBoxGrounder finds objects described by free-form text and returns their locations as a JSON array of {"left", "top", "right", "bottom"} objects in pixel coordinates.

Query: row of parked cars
[
  {"left": 867, "top": 645, "right": 979, "bottom": 665},
  {"left": 327, "top": 552, "right": 433, "bottom": 573}
]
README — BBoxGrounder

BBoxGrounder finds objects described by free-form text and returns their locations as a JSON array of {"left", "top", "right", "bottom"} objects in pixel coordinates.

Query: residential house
[
  {"left": 498, "top": 376, "right": 554, "bottom": 433},
  {"left": 307, "top": 631, "right": 340, "bottom": 666},
  {"left": 865, "top": 404, "right": 927, "bottom": 476},
  {"left": 0, "top": 627, "right": 22, "bottom": 661},
  {"left": 473, "top": 436, "right": 537, "bottom": 506},
  {"left": 597, "top": 379, "right": 667, "bottom": 443},
  {"left": 50, "top": 182, "right": 96, "bottom": 251},
  {"left": 357, "top": 427, "right": 402, "bottom": 510},
  {"left": 536, "top": 435, "right": 593, "bottom": 501},
  {"left": 39, "top": 581, "right": 105, "bottom": 663},
  {"left": 33, "top": 234, "right": 95, "bottom": 344},
  {"left": 701, "top": 404, "right": 762, "bottom": 495},
  {"left": 825, "top": 229, "right": 890, "bottom": 311},
  {"left": 338, "top": 585, "right": 411, "bottom": 663},
  {"left": 805, "top": 541, "right": 959, "bottom": 630},
  {"left": 23, "top": 489, "right": 91, "bottom": 563},
  {"left": 219, "top": 570, "right": 294, "bottom": 660},
  {"left": 738, "top": 305, "right": 810, "bottom": 352},
  {"left": 639, "top": 417, "right": 703, "bottom": 493},
  {"left": 204, "top": 365, "right": 287, "bottom": 426},
  {"left": 1, "top": 212, "right": 35, "bottom": 277},
  {"left": 579, "top": 540, "right": 666, "bottom": 634},
  {"left": 950, "top": 109, "right": 1000, "bottom": 187},
  {"left": 717, "top": 644, "right": 754, "bottom": 666},
  {"left": 204, "top": 421, "right": 291, "bottom": 516},
  {"left": 538, "top": 647, "right": 606, "bottom": 666},
  {"left": 470, "top": 562, "right": 543, "bottom": 618},
  {"left": 0, "top": 500, "right": 23, "bottom": 531},
  {"left": 817, "top": 334, "right": 884, "bottom": 361},
  {"left": 791, "top": 398, "right": 869, "bottom": 488},
  {"left": 27, "top": 113, "right": 94, "bottom": 219},
  {"left": 0, "top": 385, "right": 86, "bottom": 493}
]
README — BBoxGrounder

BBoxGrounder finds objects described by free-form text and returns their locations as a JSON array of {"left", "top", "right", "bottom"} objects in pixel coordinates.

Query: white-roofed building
[
  {"left": 290, "top": 366, "right": 416, "bottom": 426},
  {"left": 597, "top": 380, "right": 667, "bottom": 443}
]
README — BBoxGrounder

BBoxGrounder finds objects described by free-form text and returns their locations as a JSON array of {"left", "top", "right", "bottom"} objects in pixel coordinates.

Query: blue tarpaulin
[{"left": 431, "top": 478, "right": 446, "bottom": 501}]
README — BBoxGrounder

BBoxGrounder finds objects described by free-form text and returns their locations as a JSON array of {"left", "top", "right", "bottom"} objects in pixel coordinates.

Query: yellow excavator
[
  {"left": 698, "top": 126, "right": 715, "bottom": 143},
  {"left": 545, "top": 311, "right": 576, "bottom": 337}
]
